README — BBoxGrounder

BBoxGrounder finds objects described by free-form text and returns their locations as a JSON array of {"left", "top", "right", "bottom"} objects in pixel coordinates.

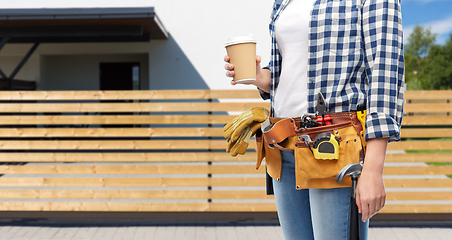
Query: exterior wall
[
  {"left": 0, "top": 54, "right": 40, "bottom": 82},
  {"left": 1, "top": 0, "right": 273, "bottom": 91},
  {"left": 40, "top": 54, "right": 149, "bottom": 90}
]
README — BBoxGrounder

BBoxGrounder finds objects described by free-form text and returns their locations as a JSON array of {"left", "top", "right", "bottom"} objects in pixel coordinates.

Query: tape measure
[{"left": 313, "top": 132, "right": 340, "bottom": 160}]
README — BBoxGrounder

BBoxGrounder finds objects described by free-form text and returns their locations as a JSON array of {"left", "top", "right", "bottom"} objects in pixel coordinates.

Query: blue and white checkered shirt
[{"left": 260, "top": 0, "right": 405, "bottom": 142}]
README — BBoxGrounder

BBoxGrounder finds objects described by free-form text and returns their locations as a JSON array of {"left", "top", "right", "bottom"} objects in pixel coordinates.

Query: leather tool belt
[{"left": 255, "top": 111, "right": 367, "bottom": 190}]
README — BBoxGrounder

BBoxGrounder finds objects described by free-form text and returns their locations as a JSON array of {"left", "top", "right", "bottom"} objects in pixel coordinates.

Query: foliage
[
  {"left": 404, "top": 26, "right": 452, "bottom": 90},
  {"left": 426, "top": 162, "right": 452, "bottom": 166}
]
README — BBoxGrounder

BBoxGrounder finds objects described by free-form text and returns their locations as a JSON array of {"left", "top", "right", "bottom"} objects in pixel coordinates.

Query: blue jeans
[{"left": 273, "top": 150, "right": 369, "bottom": 240}]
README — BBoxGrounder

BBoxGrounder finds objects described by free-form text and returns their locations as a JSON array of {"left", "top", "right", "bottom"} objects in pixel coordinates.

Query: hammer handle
[{"left": 351, "top": 196, "right": 360, "bottom": 240}]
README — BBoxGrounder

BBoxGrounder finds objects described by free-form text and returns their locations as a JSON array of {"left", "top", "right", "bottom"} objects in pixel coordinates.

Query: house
[{"left": 0, "top": 0, "right": 273, "bottom": 91}]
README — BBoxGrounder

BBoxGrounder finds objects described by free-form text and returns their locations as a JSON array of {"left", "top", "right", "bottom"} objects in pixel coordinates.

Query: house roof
[{"left": 0, "top": 7, "right": 168, "bottom": 43}]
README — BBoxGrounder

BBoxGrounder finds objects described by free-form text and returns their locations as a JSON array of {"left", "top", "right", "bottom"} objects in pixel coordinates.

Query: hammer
[{"left": 335, "top": 163, "right": 363, "bottom": 240}]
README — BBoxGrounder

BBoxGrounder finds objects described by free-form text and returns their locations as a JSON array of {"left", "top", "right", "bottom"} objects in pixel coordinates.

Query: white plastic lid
[{"left": 225, "top": 34, "right": 256, "bottom": 47}]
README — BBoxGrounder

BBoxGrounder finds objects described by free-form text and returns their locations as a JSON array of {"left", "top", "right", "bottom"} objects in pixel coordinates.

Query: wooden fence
[{"left": 0, "top": 90, "right": 451, "bottom": 214}]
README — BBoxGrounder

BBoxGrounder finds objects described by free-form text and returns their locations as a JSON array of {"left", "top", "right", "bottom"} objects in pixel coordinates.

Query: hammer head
[{"left": 335, "top": 163, "right": 363, "bottom": 183}]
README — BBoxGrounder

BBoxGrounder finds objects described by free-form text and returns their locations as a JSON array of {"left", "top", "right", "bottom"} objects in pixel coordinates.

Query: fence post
[{"left": 207, "top": 95, "right": 213, "bottom": 211}]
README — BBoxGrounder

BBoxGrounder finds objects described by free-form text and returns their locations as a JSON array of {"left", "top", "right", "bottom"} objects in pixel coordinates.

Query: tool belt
[{"left": 255, "top": 111, "right": 367, "bottom": 189}]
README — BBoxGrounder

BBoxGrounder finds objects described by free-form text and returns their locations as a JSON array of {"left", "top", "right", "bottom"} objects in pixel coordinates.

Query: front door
[{"left": 100, "top": 62, "right": 140, "bottom": 90}]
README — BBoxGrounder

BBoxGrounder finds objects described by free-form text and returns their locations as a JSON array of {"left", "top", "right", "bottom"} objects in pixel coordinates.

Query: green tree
[
  {"left": 424, "top": 34, "right": 452, "bottom": 90},
  {"left": 404, "top": 25, "right": 436, "bottom": 90}
]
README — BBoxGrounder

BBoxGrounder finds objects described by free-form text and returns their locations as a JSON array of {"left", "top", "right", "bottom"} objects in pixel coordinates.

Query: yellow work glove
[
  {"left": 223, "top": 107, "right": 269, "bottom": 143},
  {"left": 227, "top": 121, "right": 262, "bottom": 157}
]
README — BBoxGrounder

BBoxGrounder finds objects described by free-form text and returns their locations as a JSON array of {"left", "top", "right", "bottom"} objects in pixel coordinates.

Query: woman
[{"left": 224, "top": 0, "right": 404, "bottom": 239}]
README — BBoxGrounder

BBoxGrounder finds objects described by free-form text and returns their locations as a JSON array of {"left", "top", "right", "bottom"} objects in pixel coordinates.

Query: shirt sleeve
[
  {"left": 362, "top": 0, "right": 405, "bottom": 142},
  {"left": 258, "top": 64, "right": 272, "bottom": 100}
]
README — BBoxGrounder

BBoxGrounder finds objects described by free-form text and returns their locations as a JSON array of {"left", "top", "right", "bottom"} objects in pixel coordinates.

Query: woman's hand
[
  {"left": 224, "top": 55, "right": 271, "bottom": 93},
  {"left": 355, "top": 138, "right": 389, "bottom": 222}
]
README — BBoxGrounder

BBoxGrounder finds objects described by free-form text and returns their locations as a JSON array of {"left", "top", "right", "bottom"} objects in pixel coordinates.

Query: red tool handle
[
  {"left": 316, "top": 115, "right": 332, "bottom": 126},
  {"left": 324, "top": 115, "right": 332, "bottom": 125},
  {"left": 316, "top": 116, "right": 324, "bottom": 125}
]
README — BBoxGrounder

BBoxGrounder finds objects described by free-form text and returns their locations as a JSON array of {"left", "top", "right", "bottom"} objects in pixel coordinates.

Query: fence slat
[
  {"left": 404, "top": 90, "right": 452, "bottom": 101},
  {"left": 0, "top": 128, "right": 224, "bottom": 137},
  {"left": 210, "top": 90, "right": 262, "bottom": 99},
  {"left": 386, "top": 153, "right": 452, "bottom": 163},
  {"left": 383, "top": 166, "right": 452, "bottom": 175},
  {"left": 0, "top": 90, "right": 211, "bottom": 100},
  {"left": 0, "top": 190, "right": 210, "bottom": 200},
  {"left": 0, "top": 178, "right": 211, "bottom": 187},
  {"left": 388, "top": 140, "right": 452, "bottom": 151},
  {"left": 210, "top": 203, "right": 277, "bottom": 212},
  {"left": 380, "top": 205, "right": 452, "bottom": 214},
  {"left": 0, "top": 165, "right": 212, "bottom": 174},
  {"left": 0, "top": 90, "right": 263, "bottom": 100},
  {"left": 384, "top": 179, "right": 452, "bottom": 188},
  {"left": 0, "top": 102, "right": 270, "bottom": 113},
  {"left": 402, "top": 116, "right": 452, "bottom": 126},
  {"left": 0, "top": 202, "right": 211, "bottom": 212},
  {"left": 401, "top": 128, "right": 452, "bottom": 138},
  {"left": 209, "top": 203, "right": 452, "bottom": 213},
  {"left": 404, "top": 103, "right": 452, "bottom": 113},
  {"left": 386, "top": 192, "right": 452, "bottom": 201},
  {"left": 0, "top": 140, "right": 255, "bottom": 150},
  {"left": 0, "top": 115, "right": 235, "bottom": 125},
  {"left": 6, "top": 190, "right": 450, "bottom": 201},
  {"left": 0, "top": 152, "right": 449, "bottom": 164},
  {"left": 5, "top": 139, "right": 452, "bottom": 151},
  {"left": 0, "top": 152, "right": 253, "bottom": 162}
]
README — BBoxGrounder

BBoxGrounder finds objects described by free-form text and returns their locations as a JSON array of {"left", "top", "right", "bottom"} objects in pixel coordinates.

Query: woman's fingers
[
  {"left": 226, "top": 70, "right": 235, "bottom": 78},
  {"left": 224, "top": 55, "right": 236, "bottom": 85},
  {"left": 355, "top": 188, "right": 362, "bottom": 214},
  {"left": 361, "top": 203, "right": 369, "bottom": 222},
  {"left": 369, "top": 196, "right": 384, "bottom": 219},
  {"left": 224, "top": 63, "right": 234, "bottom": 71},
  {"left": 358, "top": 192, "right": 386, "bottom": 222},
  {"left": 370, "top": 198, "right": 379, "bottom": 220},
  {"left": 356, "top": 188, "right": 369, "bottom": 222},
  {"left": 226, "top": 55, "right": 261, "bottom": 85},
  {"left": 224, "top": 55, "right": 234, "bottom": 80}
]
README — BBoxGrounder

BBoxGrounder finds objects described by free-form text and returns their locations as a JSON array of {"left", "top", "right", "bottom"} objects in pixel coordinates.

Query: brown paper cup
[{"left": 225, "top": 35, "right": 257, "bottom": 84}]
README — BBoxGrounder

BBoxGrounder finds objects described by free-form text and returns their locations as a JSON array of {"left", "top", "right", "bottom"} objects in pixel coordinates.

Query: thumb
[
  {"left": 256, "top": 56, "right": 262, "bottom": 79},
  {"left": 256, "top": 55, "right": 262, "bottom": 64}
]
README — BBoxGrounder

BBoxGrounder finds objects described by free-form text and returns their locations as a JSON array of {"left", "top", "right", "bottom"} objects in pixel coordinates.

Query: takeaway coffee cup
[{"left": 225, "top": 34, "right": 257, "bottom": 84}]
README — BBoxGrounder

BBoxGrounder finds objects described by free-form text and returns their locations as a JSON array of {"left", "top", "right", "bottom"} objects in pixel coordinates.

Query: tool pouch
[
  {"left": 256, "top": 132, "right": 282, "bottom": 181},
  {"left": 255, "top": 131, "right": 265, "bottom": 170},
  {"left": 257, "top": 112, "right": 366, "bottom": 189},
  {"left": 294, "top": 124, "right": 363, "bottom": 189}
]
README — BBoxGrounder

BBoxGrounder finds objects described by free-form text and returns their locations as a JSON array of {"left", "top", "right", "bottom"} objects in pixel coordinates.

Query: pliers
[{"left": 316, "top": 93, "right": 332, "bottom": 126}]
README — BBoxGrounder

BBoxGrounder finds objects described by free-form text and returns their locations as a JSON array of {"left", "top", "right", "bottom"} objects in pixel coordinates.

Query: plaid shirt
[{"left": 260, "top": 0, "right": 405, "bottom": 142}]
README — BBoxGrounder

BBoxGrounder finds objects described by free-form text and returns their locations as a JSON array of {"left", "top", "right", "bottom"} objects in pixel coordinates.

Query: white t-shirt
[{"left": 273, "top": 0, "right": 316, "bottom": 118}]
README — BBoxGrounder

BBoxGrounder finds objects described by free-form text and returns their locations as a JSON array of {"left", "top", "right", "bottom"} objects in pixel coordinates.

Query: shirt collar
[{"left": 272, "top": 0, "right": 290, "bottom": 21}]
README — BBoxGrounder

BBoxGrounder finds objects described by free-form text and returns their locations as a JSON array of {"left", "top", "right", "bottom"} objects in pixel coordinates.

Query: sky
[{"left": 402, "top": 0, "right": 452, "bottom": 45}]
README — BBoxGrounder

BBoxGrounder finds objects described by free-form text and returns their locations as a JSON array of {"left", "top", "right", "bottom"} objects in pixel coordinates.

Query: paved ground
[{"left": 0, "top": 219, "right": 451, "bottom": 240}]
